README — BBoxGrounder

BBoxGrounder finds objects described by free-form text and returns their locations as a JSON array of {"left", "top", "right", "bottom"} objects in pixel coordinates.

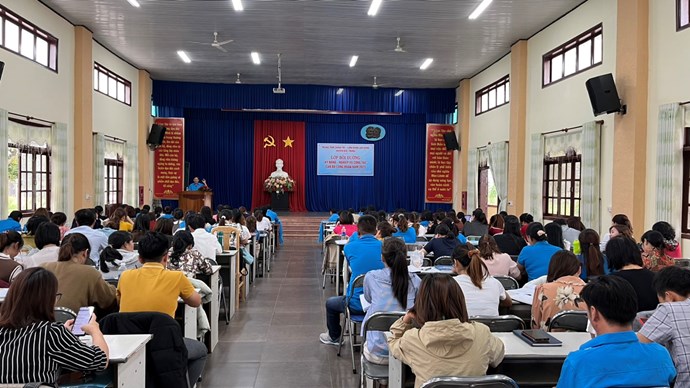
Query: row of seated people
[
  {"left": 0, "top": 231, "right": 208, "bottom": 386},
  {"left": 320, "top": 211, "right": 689, "bottom": 387}
]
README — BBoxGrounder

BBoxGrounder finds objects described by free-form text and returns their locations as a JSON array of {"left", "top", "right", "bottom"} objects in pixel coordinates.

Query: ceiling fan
[
  {"left": 192, "top": 32, "right": 234, "bottom": 52},
  {"left": 372, "top": 76, "right": 385, "bottom": 89},
  {"left": 391, "top": 37, "right": 407, "bottom": 53}
]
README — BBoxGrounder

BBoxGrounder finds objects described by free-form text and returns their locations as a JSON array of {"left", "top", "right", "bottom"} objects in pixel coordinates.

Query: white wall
[
  {"left": 0, "top": 0, "right": 75, "bottom": 215},
  {"left": 92, "top": 42, "right": 139, "bottom": 143},
  {"left": 646, "top": 0, "right": 690, "bottom": 249},
  {"left": 469, "top": 54, "right": 511, "bottom": 148},
  {"left": 524, "top": 0, "right": 617, "bottom": 233}
]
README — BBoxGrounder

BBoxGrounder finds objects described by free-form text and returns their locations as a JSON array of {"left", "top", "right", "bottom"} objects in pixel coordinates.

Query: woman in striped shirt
[{"left": 0, "top": 267, "right": 109, "bottom": 385}]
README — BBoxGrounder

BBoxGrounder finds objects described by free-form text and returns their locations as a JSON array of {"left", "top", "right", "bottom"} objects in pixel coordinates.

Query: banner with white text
[
  {"left": 425, "top": 124, "right": 454, "bottom": 203},
  {"left": 316, "top": 143, "right": 374, "bottom": 176}
]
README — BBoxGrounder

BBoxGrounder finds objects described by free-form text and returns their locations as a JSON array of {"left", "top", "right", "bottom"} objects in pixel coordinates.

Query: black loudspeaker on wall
[
  {"left": 146, "top": 124, "right": 166, "bottom": 150},
  {"left": 0, "top": 61, "right": 5, "bottom": 81},
  {"left": 443, "top": 131, "right": 460, "bottom": 151},
  {"left": 585, "top": 73, "right": 625, "bottom": 116}
]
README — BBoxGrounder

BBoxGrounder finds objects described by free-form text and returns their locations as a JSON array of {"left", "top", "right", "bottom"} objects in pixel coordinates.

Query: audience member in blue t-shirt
[
  {"left": 392, "top": 214, "right": 417, "bottom": 243},
  {"left": 0, "top": 211, "right": 23, "bottom": 233},
  {"left": 327, "top": 209, "right": 340, "bottom": 223},
  {"left": 517, "top": 222, "right": 562, "bottom": 281},
  {"left": 557, "top": 276, "right": 676, "bottom": 388},
  {"left": 422, "top": 224, "right": 462, "bottom": 262},
  {"left": 320, "top": 215, "right": 384, "bottom": 345},
  {"left": 576, "top": 229, "right": 610, "bottom": 280}
]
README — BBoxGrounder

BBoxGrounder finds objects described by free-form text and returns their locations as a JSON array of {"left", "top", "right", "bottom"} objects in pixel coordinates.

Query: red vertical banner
[
  {"left": 425, "top": 124, "right": 455, "bottom": 203},
  {"left": 153, "top": 118, "right": 185, "bottom": 199}
]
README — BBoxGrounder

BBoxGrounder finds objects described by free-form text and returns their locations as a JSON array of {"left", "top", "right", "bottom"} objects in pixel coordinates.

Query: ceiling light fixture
[
  {"left": 337, "top": 88, "right": 344, "bottom": 95},
  {"left": 231, "top": 0, "right": 243, "bottom": 11},
  {"left": 349, "top": 55, "right": 359, "bottom": 67},
  {"left": 177, "top": 50, "right": 191, "bottom": 63},
  {"left": 368, "top": 0, "right": 383, "bottom": 16},
  {"left": 395, "top": 90, "right": 404, "bottom": 96},
  {"left": 251, "top": 52, "right": 261, "bottom": 65},
  {"left": 126, "top": 0, "right": 140, "bottom": 7},
  {"left": 468, "top": 0, "right": 493, "bottom": 20},
  {"left": 420, "top": 58, "right": 434, "bottom": 70}
]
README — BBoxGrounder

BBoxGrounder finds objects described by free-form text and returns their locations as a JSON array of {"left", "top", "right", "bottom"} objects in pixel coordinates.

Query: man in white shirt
[
  {"left": 65, "top": 208, "right": 108, "bottom": 266},
  {"left": 254, "top": 209, "right": 272, "bottom": 232},
  {"left": 188, "top": 214, "right": 222, "bottom": 260}
]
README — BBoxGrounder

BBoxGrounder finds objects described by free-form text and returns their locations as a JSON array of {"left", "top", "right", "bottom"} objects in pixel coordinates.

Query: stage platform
[{"left": 275, "top": 212, "right": 329, "bottom": 240}]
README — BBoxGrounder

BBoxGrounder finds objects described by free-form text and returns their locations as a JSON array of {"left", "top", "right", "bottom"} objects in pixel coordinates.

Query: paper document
[{"left": 506, "top": 283, "right": 537, "bottom": 305}]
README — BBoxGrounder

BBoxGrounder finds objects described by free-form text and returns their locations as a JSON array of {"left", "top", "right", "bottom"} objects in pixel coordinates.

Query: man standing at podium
[{"left": 187, "top": 177, "right": 207, "bottom": 191}]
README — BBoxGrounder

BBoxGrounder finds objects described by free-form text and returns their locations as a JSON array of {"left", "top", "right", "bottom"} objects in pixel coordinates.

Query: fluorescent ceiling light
[
  {"left": 177, "top": 50, "right": 191, "bottom": 63},
  {"left": 395, "top": 90, "right": 404, "bottom": 96},
  {"left": 337, "top": 88, "right": 344, "bottom": 95},
  {"left": 231, "top": 0, "right": 243, "bottom": 11},
  {"left": 126, "top": 0, "right": 140, "bottom": 7},
  {"left": 251, "top": 52, "right": 261, "bottom": 65},
  {"left": 349, "top": 55, "right": 359, "bottom": 67},
  {"left": 419, "top": 58, "right": 434, "bottom": 70},
  {"left": 368, "top": 0, "right": 382, "bottom": 16},
  {"left": 468, "top": 0, "right": 493, "bottom": 20}
]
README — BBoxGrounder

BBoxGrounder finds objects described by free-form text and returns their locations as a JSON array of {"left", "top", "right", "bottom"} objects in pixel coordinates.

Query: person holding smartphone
[{"left": 0, "top": 267, "right": 109, "bottom": 385}]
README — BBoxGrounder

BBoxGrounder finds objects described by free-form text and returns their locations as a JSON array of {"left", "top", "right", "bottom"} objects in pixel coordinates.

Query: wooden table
[
  {"left": 105, "top": 334, "right": 152, "bottom": 387},
  {"left": 389, "top": 332, "right": 590, "bottom": 388}
]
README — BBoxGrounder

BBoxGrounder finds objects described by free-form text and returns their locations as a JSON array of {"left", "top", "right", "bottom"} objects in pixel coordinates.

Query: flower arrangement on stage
[{"left": 264, "top": 176, "right": 295, "bottom": 193}]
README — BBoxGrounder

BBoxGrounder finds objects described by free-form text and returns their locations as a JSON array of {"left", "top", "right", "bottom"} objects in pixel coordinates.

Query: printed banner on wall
[
  {"left": 317, "top": 143, "right": 374, "bottom": 176},
  {"left": 425, "top": 124, "right": 455, "bottom": 203},
  {"left": 153, "top": 118, "right": 185, "bottom": 199}
]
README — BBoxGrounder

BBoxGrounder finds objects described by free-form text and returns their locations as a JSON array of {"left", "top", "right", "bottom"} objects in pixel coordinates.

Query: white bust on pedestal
[{"left": 270, "top": 159, "right": 289, "bottom": 178}]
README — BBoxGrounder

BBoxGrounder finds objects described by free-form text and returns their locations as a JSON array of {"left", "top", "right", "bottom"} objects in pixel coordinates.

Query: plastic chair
[
  {"left": 54, "top": 307, "right": 77, "bottom": 324},
  {"left": 494, "top": 276, "right": 519, "bottom": 290},
  {"left": 337, "top": 274, "right": 366, "bottom": 374},
  {"left": 420, "top": 375, "right": 519, "bottom": 388},
  {"left": 675, "top": 258, "right": 690, "bottom": 268},
  {"left": 211, "top": 226, "right": 245, "bottom": 309},
  {"left": 433, "top": 256, "right": 453, "bottom": 266},
  {"left": 548, "top": 310, "right": 588, "bottom": 332},
  {"left": 360, "top": 311, "right": 405, "bottom": 387},
  {"left": 470, "top": 315, "right": 525, "bottom": 332}
]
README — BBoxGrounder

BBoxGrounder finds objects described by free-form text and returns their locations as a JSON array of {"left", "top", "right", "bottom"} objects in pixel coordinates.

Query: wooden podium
[{"left": 178, "top": 191, "right": 213, "bottom": 213}]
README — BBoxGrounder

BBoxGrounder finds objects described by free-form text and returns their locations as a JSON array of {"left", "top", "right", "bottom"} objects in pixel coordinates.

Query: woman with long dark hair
[
  {"left": 531, "top": 251, "right": 586, "bottom": 330},
  {"left": 452, "top": 246, "right": 511, "bottom": 316},
  {"left": 131, "top": 213, "right": 151, "bottom": 242},
  {"left": 478, "top": 234, "right": 520, "bottom": 279},
  {"left": 462, "top": 208, "right": 489, "bottom": 237},
  {"left": 387, "top": 274, "right": 504, "bottom": 388},
  {"left": 577, "top": 229, "right": 608, "bottom": 280},
  {"left": 42, "top": 233, "right": 117, "bottom": 314},
  {"left": 0, "top": 268, "right": 109, "bottom": 384},
  {"left": 167, "top": 231, "right": 213, "bottom": 278},
  {"left": 493, "top": 215, "right": 526, "bottom": 256},
  {"left": 392, "top": 213, "right": 416, "bottom": 243},
  {"left": 362, "top": 238, "right": 420, "bottom": 364},
  {"left": 545, "top": 222, "right": 568, "bottom": 250},
  {"left": 607, "top": 235, "right": 658, "bottom": 311}
]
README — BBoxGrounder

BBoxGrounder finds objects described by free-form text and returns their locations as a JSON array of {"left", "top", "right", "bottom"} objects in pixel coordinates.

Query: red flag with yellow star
[{"left": 251, "top": 120, "right": 307, "bottom": 211}]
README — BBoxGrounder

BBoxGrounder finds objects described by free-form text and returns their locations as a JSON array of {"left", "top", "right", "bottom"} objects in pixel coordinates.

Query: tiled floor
[{"left": 202, "top": 239, "right": 359, "bottom": 388}]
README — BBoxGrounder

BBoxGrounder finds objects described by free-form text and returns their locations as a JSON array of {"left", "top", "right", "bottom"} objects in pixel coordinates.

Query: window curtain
[
  {"left": 655, "top": 103, "right": 682, "bottom": 229},
  {"left": 466, "top": 148, "right": 478, "bottom": 212},
  {"left": 93, "top": 133, "right": 105, "bottom": 207},
  {"left": 543, "top": 130, "right": 581, "bottom": 158},
  {"left": 488, "top": 141, "right": 509, "bottom": 212},
  {"left": 7, "top": 120, "right": 50, "bottom": 146},
  {"left": 0, "top": 109, "right": 8, "bottom": 217},
  {"left": 104, "top": 139, "right": 124, "bottom": 160},
  {"left": 580, "top": 121, "right": 601, "bottom": 230},
  {"left": 125, "top": 143, "right": 138, "bottom": 206},
  {"left": 529, "top": 133, "right": 544, "bottom": 221},
  {"left": 51, "top": 122, "right": 68, "bottom": 212}
]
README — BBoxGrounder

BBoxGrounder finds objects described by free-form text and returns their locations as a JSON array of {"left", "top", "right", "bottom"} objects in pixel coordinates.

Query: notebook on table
[{"left": 513, "top": 329, "right": 563, "bottom": 347}]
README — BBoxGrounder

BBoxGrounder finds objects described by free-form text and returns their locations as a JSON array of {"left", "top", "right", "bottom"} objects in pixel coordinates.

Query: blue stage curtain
[
  {"left": 152, "top": 81, "right": 456, "bottom": 115},
  {"left": 183, "top": 110, "right": 255, "bottom": 209}
]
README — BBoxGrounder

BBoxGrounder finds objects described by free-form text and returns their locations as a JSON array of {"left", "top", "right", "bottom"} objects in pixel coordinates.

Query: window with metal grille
[
  {"left": 94, "top": 62, "right": 132, "bottom": 105},
  {"left": 104, "top": 157, "right": 124, "bottom": 205},
  {"left": 542, "top": 154, "right": 582, "bottom": 218},
  {"left": 679, "top": 0, "right": 690, "bottom": 31},
  {"left": 475, "top": 75, "right": 510, "bottom": 115},
  {"left": 542, "top": 24, "right": 602, "bottom": 87},
  {"left": 7, "top": 143, "right": 51, "bottom": 214},
  {"left": 0, "top": 4, "right": 58, "bottom": 71}
]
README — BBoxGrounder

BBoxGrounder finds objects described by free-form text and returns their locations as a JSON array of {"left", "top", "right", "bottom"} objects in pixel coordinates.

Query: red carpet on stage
[{"left": 251, "top": 120, "right": 308, "bottom": 212}]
